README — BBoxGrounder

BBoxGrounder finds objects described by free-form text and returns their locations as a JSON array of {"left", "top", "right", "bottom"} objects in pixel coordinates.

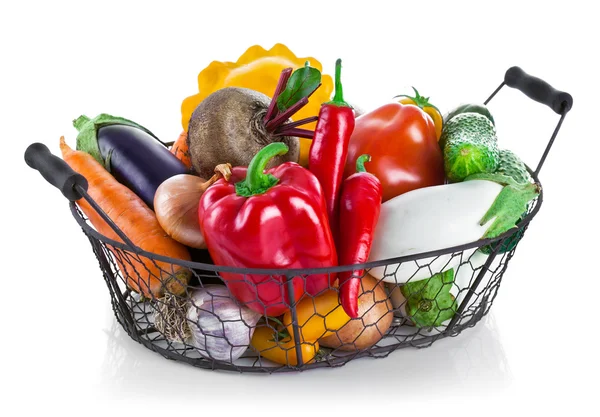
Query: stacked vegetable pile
[{"left": 59, "top": 44, "right": 540, "bottom": 366}]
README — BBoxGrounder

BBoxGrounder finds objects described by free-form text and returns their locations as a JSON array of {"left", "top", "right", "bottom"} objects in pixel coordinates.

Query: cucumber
[
  {"left": 496, "top": 149, "right": 533, "bottom": 185},
  {"left": 440, "top": 113, "right": 499, "bottom": 183},
  {"left": 444, "top": 103, "right": 495, "bottom": 125}
]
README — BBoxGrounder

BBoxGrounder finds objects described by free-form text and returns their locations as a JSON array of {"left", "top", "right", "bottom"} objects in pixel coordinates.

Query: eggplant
[{"left": 74, "top": 114, "right": 188, "bottom": 209}]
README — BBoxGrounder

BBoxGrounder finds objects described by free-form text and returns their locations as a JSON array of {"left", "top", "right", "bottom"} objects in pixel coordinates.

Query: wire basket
[{"left": 25, "top": 66, "right": 572, "bottom": 373}]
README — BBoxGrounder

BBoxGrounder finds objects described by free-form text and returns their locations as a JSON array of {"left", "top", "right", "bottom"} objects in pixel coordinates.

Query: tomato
[
  {"left": 395, "top": 87, "right": 444, "bottom": 140},
  {"left": 343, "top": 102, "right": 445, "bottom": 202}
]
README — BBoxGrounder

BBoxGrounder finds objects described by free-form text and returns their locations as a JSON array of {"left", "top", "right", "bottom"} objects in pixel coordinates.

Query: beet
[{"left": 186, "top": 87, "right": 300, "bottom": 179}]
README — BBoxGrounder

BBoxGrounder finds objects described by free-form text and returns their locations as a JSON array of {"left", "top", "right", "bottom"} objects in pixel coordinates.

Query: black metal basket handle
[
  {"left": 25, "top": 143, "right": 88, "bottom": 201},
  {"left": 24, "top": 142, "right": 140, "bottom": 250},
  {"left": 484, "top": 66, "right": 573, "bottom": 176}
]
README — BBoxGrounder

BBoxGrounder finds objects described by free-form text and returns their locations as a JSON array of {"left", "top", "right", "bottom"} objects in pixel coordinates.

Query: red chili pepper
[
  {"left": 308, "top": 59, "right": 355, "bottom": 241},
  {"left": 337, "top": 155, "right": 382, "bottom": 318},
  {"left": 198, "top": 142, "right": 338, "bottom": 317}
]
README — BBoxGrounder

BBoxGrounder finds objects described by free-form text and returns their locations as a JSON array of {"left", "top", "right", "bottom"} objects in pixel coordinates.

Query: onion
[
  {"left": 154, "top": 164, "right": 231, "bottom": 249},
  {"left": 186, "top": 285, "right": 261, "bottom": 362},
  {"left": 319, "top": 274, "right": 393, "bottom": 351}
]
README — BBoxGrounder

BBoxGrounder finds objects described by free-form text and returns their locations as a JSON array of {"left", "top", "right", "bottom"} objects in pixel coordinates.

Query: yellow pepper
[
  {"left": 250, "top": 290, "right": 349, "bottom": 366},
  {"left": 250, "top": 325, "right": 319, "bottom": 366},
  {"left": 395, "top": 87, "right": 444, "bottom": 140},
  {"left": 180, "top": 44, "right": 334, "bottom": 167},
  {"left": 282, "top": 289, "right": 351, "bottom": 342}
]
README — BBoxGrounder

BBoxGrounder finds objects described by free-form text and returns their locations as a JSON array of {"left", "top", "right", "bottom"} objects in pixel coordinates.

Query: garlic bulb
[{"left": 186, "top": 285, "right": 261, "bottom": 362}]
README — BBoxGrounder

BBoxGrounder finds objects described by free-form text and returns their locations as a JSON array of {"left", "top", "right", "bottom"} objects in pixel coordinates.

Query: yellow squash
[
  {"left": 250, "top": 325, "right": 319, "bottom": 366},
  {"left": 181, "top": 44, "right": 334, "bottom": 167},
  {"left": 282, "top": 290, "right": 351, "bottom": 342}
]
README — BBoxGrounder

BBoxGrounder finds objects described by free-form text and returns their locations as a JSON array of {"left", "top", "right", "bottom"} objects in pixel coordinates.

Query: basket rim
[{"left": 71, "top": 169, "right": 543, "bottom": 275}]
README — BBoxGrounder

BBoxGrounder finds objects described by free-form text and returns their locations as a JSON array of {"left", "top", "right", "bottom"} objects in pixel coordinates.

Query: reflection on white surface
[{"left": 98, "top": 308, "right": 512, "bottom": 401}]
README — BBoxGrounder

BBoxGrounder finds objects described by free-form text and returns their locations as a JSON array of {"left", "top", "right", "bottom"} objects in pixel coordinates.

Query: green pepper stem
[
  {"left": 236, "top": 142, "right": 288, "bottom": 197},
  {"left": 73, "top": 115, "right": 91, "bottom": 131},
  {"left": 326, "top": 59, "right": 349, "bottom": 107},
  {"left": 356, "top": 154, "right": 371, "bottom": 173}
]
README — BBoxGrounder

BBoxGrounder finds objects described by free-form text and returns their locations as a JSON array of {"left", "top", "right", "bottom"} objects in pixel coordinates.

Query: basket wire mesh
[{"left": 71, "top": 186, "right": 539, "bottom": 373}]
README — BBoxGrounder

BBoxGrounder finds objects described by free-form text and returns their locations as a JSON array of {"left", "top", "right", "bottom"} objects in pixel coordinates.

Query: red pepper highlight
[
  {"left": 198, "top": 142, "right": 338, "bottom": 317},
  {"left": 337, "top": 155, "right": 382, "bottom": 318},
  {"left": 308, "top": 59, "right": 355, "bottom": 241}
]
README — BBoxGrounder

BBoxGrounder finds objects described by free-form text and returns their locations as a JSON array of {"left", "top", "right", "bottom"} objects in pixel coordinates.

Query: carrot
[
  {"left": 171, "top": 131, "right": 192, "bottom": 169},
  {"left": 60, "top": 136, "right": 192, "bottom": 298}
]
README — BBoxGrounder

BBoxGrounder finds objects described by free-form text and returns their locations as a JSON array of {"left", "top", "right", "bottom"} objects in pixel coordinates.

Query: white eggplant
[{"left": 368, "top": 174, "right": 539, "bottom": 284}]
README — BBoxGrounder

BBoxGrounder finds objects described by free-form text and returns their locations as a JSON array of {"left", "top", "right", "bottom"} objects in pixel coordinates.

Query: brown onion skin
[
  {"left": 319, "top": 274, "right": 393, "bottom": 351},
  {"left": 154, "top": 164, "right": 231, "bottom": 249}
]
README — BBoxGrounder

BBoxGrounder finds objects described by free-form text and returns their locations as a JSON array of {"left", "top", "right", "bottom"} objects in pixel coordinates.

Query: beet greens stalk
[{"left": 263, "top": 62, "right": 323, "bottom": 138}]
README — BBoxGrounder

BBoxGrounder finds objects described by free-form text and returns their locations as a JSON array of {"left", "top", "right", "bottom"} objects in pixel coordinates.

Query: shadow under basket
[{"left": 25, "top": 65, "right": 572, "bottom": 373}]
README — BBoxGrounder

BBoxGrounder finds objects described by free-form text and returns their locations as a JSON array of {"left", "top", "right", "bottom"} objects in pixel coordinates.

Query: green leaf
[
  {"left": 465, "top": 172, "right": 540, "bottom": 239},
  {"left": 276, "top": 62, "right": 321, "bottom": 112},
  {"left": 401, "top": 269, "right": 457, "bottom": 328}
]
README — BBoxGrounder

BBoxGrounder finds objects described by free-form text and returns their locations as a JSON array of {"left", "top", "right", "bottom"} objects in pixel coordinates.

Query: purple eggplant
[{"left": 74, "top": 114, "right": 188, "bottom": 209}]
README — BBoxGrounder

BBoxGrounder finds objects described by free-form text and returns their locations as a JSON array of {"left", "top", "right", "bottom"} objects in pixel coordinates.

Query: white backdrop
[{"left": 2, "top": 0, "right": 598, "bottom": 416}]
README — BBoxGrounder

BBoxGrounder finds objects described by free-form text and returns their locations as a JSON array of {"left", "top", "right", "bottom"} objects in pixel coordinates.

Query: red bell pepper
[
  {"left": 337, "top": 155, "right": 382, "bottom": 318},
  {"left": 308, "top": 59, "right": 355, "bottom": 241},
  {"left": 198, "top": 142, "right": 338, "bottom": 317}
]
